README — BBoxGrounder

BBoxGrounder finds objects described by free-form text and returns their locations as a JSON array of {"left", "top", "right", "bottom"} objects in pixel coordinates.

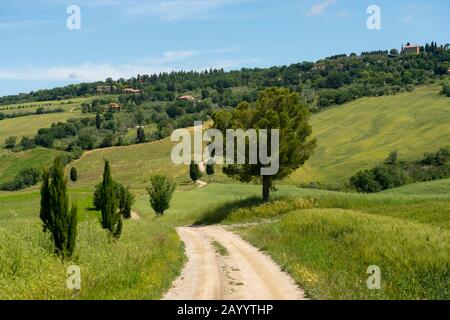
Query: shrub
[
  {"left": 147, "top": 174, "right": 176, "bottom": 216},
  {"left": 189, "top": 161, "right": 202, "bottom": 182},
  {"left": 441, "top": 83, "right": 450, "bottom": 97},
  {"left": 4, "top": 136, "right": 17, "bottom": 149},
  {"left": 350, "top": 147, "right": 450, "bottom": 193},
  {"left": 0, "top": 167, "right": 41, "bottom": 191},
  {"left": 350, "top": 170, "right": 382, "bottom": 193}
]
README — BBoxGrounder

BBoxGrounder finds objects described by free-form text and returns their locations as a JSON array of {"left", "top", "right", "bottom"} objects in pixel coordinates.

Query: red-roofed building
[
  {"left": 402, "top": 43, "right": 420, "bottom": 55},
  {"left": 178, "top": 95, "right": 195, "bottom": 101},
  {"left": 123, "top": 88, "right": 141, "bottom": 94}
]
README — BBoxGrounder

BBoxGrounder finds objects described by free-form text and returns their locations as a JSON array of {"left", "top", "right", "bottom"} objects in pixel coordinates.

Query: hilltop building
[
  {"left": 96, "top": 85, "right": 116, "bottom": 94},
  {"left": 402, "top": 43, "right": 420, "bottom": 55},
  {"left": 123, "top": 88, "right": 141, "bottom": 94},
  {"left": 104, "top": 103, "right": 121, "bottom": 112},
  {"left": 178, "top": 95, "right": 196, "bottom": 101}
]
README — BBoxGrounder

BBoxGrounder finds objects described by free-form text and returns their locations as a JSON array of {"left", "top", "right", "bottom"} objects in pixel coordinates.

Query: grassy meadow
[
  {"left": 291, "top": 86, "right": 450, "bottom": 186},
  {"left": 0, "top": 148, "right": 67, "bottom": 184},
  {"left": 0, "top": 86, "right": 449, "bottom": 299},
  {"left": 0, "top": 111, "right": 88, "bottom": 145},
  {"left": 0, "top": 175, "right": 449, "bottom": 299}
]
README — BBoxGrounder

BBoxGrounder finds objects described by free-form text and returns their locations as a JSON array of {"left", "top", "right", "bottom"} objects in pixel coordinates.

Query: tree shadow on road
[{"left": 193, "top": 196, "right": 262, "bottom": 226}]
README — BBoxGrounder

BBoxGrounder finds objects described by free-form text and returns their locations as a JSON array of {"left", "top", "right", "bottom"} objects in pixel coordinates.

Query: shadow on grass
[{"left": 193, "top": 196, "right": 263, "bottom": 226}]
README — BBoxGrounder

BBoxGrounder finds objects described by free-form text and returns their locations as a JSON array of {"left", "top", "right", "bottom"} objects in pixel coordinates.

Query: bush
[
  {"left": 4, "top": 136, "right": 17, "bottom": 149},
  {"left": 350, "top": 147, "right": 450, "bottom": 193},
  {"left": 349, "top": 170, "right": 382, "bottom": 193},
  {"left": 441, "top": 83, "right": 450, "bottom": 97},
  {"left": 147, "top": 174, "right": 176, "bottom": 216},
  {"left": 0, "top": 168, "right": 41, "bottom": 191},
  {"left": 189, "top": 161, "right": 202, "bottom": 182}
]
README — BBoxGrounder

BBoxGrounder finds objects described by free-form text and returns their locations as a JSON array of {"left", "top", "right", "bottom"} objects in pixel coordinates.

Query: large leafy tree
[{"left": 213, "top": 88, "right": 316, "bottom": 201}]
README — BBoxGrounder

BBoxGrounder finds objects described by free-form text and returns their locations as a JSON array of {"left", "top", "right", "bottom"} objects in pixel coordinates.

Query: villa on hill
[
  {"left": 104, "top": 103, "right": 121, "bottom": 112},
  {"left": 178, "top": 95, "right": 196, "bottom": 101},
  {"left": 96, "top": 85, "right": 116, "bottom": 94},
  {"left": 123, "top": 88, "right": 141, "bottom": 94},
  {"left": 402, "top": 43, "right": 420, "bottom": 55}
]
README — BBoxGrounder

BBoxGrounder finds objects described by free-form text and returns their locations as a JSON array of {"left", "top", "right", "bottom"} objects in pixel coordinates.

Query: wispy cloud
[
  {"left": 0, "top": 18, "right": 52, "bottom": 30},
  {"left": 0, "top": 48, "right": 254, "bottom": 82},
  {"left": 401, "top": 14, "right": 415, "bottom": 24},
  {"left": 155, "top": 50, "right": 196, "bottom": 63},
  {"left": 125, "top": 0, "right": 243, "bottom": 21},
  {"left": 305, "top": 0, "right": 337, "bottom": 17}
]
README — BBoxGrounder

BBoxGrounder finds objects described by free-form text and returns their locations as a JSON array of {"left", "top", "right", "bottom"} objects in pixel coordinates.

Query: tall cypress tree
[
  {"left": 40, "top": 169, "right": 52, "bottom": 232},
  {"left": 100, "top": 160, "right": 122, "bottom": 239},
  {"left": 40, "top": 157, "right": 78, "bottom": 258},
  {"left": 206, "top": 160, "right": 215, "bottom": 181},
  {"left": 95, "top": 113, "right": 101, "bottom": 129}
]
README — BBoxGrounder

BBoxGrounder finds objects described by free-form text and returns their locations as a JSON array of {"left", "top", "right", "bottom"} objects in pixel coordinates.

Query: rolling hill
[
  {"left": 382, "top": 178, "right": 450, "bottom": 195},
  {"left": 289, "top": 86, "right": 450, "bottom": 185},
  {"left": 68, "top": 86, "right": 450, "bottom": 188}
]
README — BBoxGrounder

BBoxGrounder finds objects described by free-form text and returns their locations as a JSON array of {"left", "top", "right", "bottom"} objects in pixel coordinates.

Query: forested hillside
[{"left": 1, "top": 42, "right": 449, "bottom": 111}]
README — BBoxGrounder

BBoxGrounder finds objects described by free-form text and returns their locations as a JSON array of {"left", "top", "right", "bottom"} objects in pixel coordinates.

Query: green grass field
[
  {"left": 0, "top": 96, "right": 104, "bottom": 114},
  {"left": 1, "top": 181, "right": 449, "bottom": 299},
  {"left": 0, "top": 148, "right": 67, "bottom": 184},
  {"left": 0, "top": 111, "right": 86, "bottom": 145},
  {"left": 0, "top": 86, "right": 449, "bottom": 299},
  {"left": 68, "top": 86, "right": 450, "bottom": 189},
  {"left": 382, "top": 178, "right": 450, "bottom": 195},
  {"left": 291, "top": 86, "right": 450, "bottom": 186}
]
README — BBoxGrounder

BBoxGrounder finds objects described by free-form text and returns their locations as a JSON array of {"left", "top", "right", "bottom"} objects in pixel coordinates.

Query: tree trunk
[{"left": 262, "top": 176, "right": 271, "bottom": 202}]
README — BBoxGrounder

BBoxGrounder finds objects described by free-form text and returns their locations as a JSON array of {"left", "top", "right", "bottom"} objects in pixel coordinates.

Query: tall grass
[
  {"left": 239, "top": 209, "right": 450, "bottom": 300},
  {"left": 0, "top": 216, "right": 184, "bottom": 299}
]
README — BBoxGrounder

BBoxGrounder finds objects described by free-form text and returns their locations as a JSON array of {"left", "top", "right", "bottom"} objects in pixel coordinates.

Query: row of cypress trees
[{"left": 40, "top": 158, "right": 126, "bottom": 259}]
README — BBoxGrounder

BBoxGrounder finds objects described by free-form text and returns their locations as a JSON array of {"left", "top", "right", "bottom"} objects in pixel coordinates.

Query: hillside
[
  {"left": 290, "top": 86, "right": 450, "bottom": 185},
  {"left": 382, "top": 178, "right": 450, "bottom": 195},
  {"left": 0, "top": 111, "right": 87, "bottom": 145},
  {"left": 67, "top": 86, "right": 450, "bottom": 188},
  {"left": 0, "top": 148, "right": 66, "bottom": 184}
]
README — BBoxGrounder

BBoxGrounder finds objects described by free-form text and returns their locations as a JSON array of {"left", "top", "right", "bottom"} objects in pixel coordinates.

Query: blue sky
[{"left": 0, "top": 0, "right": 448, "bottom": 96}]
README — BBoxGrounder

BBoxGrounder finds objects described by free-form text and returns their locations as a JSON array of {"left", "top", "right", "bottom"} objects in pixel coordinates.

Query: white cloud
[
  {"left": 0, "top": 48, "right": 254, "bottom": 82},
  {"left": 305, "top": 0, "right": 337, "bottom": 17},
  {"left": 155, "top": 50, "right": 196, "bottom": 63}
]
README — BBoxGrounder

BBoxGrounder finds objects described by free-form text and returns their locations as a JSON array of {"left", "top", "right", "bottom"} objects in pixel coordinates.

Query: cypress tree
[
  {"left": 100, "top": 160, "right": 122, "bottom": 239},
  {"left": 40, "top": 157, "right": 78, "bottom": 258},
  {"left": 40, "top": 169, "right": 52, "bottom": 232},
  {"left": 206, "top": 160, "right": 215, "bottom": 181},
  {"left": 136, "top": 127, "right": 146, "bottom": 143},
  {"left": 189, "top": 160, "right": 201, "bottom": 182},
  {"left": 70, "top": 167, "right": 78, "bottom": 182},
  {"left": 95, "top": 113, "right": 101, "bottom": 129}
]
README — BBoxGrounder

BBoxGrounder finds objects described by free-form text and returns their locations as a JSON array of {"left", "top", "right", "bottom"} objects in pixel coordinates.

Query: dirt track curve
[{"left": 163, "top": 226, "right": 306, "bottom": 300}]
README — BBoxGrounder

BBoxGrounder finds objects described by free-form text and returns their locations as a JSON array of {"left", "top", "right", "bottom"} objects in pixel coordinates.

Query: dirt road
[{"left": 163, "top": 226, "right": 306, "bottom": 300}]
